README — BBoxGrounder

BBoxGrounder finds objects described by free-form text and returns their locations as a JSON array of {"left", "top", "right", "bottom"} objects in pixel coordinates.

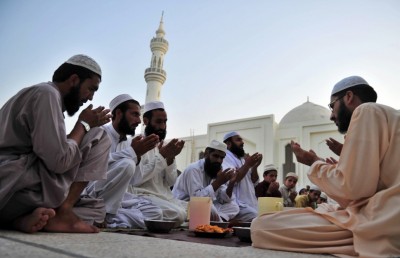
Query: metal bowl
[
  {"left": 144, "top": 220, "right": 176, "bottom": 233},
  {"left": 210, "top": 221, "right": 229, "bottom": 229},
  {"left": 232, "top": 227, "right": 251, "bottom": 243}
]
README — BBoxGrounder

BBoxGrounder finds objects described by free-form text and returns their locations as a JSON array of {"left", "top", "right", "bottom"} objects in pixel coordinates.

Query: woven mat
[{"left": 102, "top": 228, "right": 251, "bottom": 247}]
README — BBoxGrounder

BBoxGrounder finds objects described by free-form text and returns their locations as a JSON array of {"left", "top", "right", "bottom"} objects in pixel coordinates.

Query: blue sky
[{"left": 1, "top": 0, "right": 399, "bottom": 138}]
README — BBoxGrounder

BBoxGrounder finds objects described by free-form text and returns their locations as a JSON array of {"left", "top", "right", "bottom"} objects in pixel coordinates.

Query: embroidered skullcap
[
  {"left": 143, "top": 101, "right": 165, "bottom": 114},
  {"left": 310, "top": 185, "right": 321, "bottom": 192},
  {"left": 110, "top": 94, "right": 134, "bottom": 112},
  {"left": 264, "top": 164, "right": 277, "bottom": 172},
  {"left": 65, "top": 54, "right": 102, "bottom": 76},
  {"left": 285, "top": 172, "right": 298, "bottom": 179},
  {"left": 207, "top": 140, "right": 227, "bottom": 153},
  {"left": 223, "top": 131, "right": 239, "bottom": 142},
  {"left": 331, "top": 76, "right": 370, "bottom": 96}
]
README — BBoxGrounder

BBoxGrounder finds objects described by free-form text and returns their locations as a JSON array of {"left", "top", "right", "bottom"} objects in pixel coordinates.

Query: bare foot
[
  {"left": 13, "top": 207, "right": 56, "bottom": 233},
  {"left": 44, "top": 208, "right": 99, "bottom": 233}
]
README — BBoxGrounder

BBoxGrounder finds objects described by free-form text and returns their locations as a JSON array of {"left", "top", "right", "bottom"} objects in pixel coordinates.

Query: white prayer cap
[
  {"left": 109, "top": 94, "right": 134, "bottom": 112},
  {"left": 65, "top": 54, "right": 102, "bottom": 76},
  {"left": 264, "top": 164, "right": 277, "bottom": 172},
  {"left": 207, "top": 140, "right": 227, "bottom": 153},
  {"left": 320, "top": 192, "right": 327, "bottom": 200},
  {"left": 310, "top": 185, "right": 321, "bottom": 192},
  {"left": 223, "top": 131, "right": 239, "bottom": 142},
  {"left": 143, "top": 101, "right": 165, "bottom": 114},
  {"left": 331, "top": 76, "right": 370, "bottom": 96},
  {"left": 285, "top": 172, "right": 298, "bottom": 179}
]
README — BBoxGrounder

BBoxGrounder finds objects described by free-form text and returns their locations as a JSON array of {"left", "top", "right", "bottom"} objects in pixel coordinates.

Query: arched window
[{"left": 157, "top": 57, "right": 161, "bottom": 68}]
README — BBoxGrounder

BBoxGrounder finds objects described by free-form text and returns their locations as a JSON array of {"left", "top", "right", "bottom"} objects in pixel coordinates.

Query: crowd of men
[{"left": 0, "top": 54, "right": 398, "bottom": 257}]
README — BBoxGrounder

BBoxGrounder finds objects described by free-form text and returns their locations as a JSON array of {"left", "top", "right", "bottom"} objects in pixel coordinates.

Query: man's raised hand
[
  {"left": 131, "top": 134, "right": 159, "bottom": 157},
  {"left": 79, "top": 105, "right": 112, "bottom": 128}
]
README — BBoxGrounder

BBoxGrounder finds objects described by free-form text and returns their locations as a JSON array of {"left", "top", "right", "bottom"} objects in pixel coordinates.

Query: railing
[
  {"left": 145, "top": 68, "right": 166, "bottom": 76},
  {"left": 151, "top": 38, "right": 169, "bottom": 45}
]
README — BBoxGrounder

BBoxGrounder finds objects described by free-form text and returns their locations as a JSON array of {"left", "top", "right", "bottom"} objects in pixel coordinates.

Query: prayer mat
[{"left": 102, "top": 228, "right": 252, "bottom": 247}]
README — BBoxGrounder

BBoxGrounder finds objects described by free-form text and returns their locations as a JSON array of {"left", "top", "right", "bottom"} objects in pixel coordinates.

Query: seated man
[
  {"left": 0, "top": 54, "right": 112, "bottom": 233},
  {"left": 128, "top": 101, "right": 187, "bottom": 227},
  {"left": 251, "top": 76, "right": 400, "bottom": 257},
  {"left": 294, "top": 185, "right": 320, "bottom": 209},
  {"left": 172, "top": 140, "right": 239, "bottom": 222},
  {"left": 222, "top": 132, "right": 262, "bottom": 222},
  {"left": 278, "top": 172, "right": 298, "bottom": 207},
  {"left": 84, "top": 94, "right": 163, "bottom": 228},
  {"left": 255, "top": 164, "right": 282, "bottom": 198}
]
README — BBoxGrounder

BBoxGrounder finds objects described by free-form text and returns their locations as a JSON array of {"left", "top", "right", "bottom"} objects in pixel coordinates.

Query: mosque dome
[{"left": 279, "top": 100, "right": 331, "bottom": 125}]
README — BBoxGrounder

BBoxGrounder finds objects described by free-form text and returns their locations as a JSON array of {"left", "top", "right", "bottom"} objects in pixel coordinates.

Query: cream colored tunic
[
  {"left": 128, "top": 146, "right": 187, "bottom": 225},
  {"left": 252, "top": 103, "right": 400, "bottom": 257},
  {"left": 0, "top": 82, "right": 111, "bottom": 223}
]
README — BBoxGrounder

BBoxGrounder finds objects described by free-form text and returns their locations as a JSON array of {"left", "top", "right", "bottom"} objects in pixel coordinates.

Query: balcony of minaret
[
  {"left": 144, "top": 67, "right": 167, "bottom": 84},
  {"left": 150, "top": 37, "right": 169, "bottom": 53}
]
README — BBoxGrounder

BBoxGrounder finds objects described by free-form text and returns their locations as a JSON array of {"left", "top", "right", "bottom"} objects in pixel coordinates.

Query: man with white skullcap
[
  {"left": 127, "top": 101, "right": 187, "bottom": 227},
  {"left": 255, "top": 164, "right": 282, "bottom": 198},
  {"left": 294, "top": 185, "right": 321, "bottom": 209},
  {"left": 83, "top": 94, "right": 163, "bottom": 228},
  {"left": 173, "top": 140, "right": 239, "bottom": 221},
  {"left": 221, "top": 132, "right": 263, "bottom": 222},
  {"left": 0, "top": 54, "right": 113, "bottom": 233},
  {"left": 278, "top": 172, "right": 298, "bottom": 207},
  {"left": 253, "top": 76, "right": 400, "bottom": 257}
]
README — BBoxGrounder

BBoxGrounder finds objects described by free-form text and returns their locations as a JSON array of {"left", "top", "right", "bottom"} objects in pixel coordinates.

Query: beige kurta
[
  {"left": 252, "top": 103, "right": 400, "bottom": 257},
  {"left": 0, "top": 82, "right": 111, "bottom": 223}
]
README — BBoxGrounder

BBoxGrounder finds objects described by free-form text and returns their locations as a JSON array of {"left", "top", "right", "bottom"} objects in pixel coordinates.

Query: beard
[
  {"left": 229, "top": 142, "right": 245, "bottom": 158},
  {"left": 64, "top": 84, "right": 81, "bottom": 116},
  {"left": 336, "top": 100, "right": 353, "bottom": 134},
  {"left": 118, "top": 113, "right": 137, "bottom": 136},
  {"left": 145, "top": 122, "right": 166, "bottom": 140},
  {"left": 204, "top": 157, "right": 221, "bottom": 179}
]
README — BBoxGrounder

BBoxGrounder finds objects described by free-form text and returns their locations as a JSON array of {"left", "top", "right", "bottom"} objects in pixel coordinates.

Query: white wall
[{"left": 174, "top": 108, "right": 343, "bottom": 189}]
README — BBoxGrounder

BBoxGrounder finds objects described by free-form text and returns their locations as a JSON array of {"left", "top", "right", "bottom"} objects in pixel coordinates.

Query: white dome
[{"left": 280, "top": 101, "right": 331, "bottom": 125}]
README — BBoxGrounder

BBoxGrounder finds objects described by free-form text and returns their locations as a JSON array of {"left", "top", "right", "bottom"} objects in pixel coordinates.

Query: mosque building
[{"left": 143, "top": 15, "right": 342, "bottom": 189}]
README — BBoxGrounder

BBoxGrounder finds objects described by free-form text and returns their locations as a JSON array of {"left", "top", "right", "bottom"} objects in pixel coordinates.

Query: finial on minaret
[{"left": 156, "top": 11, "right": 165, "bottom": 37}]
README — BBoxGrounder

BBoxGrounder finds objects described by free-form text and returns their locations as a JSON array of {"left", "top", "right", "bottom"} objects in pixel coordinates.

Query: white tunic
[
  {"left": 279, "top": 185, "right": 295, "bottom": 207},
  {"left": 222, "top": 150, "right": 259, "bottom": 220},
  {"left": 128, "top": 146, "right": 187, "bottom": 225},
  {"left": 84, "top": 124, "right": 162, "bottom": 228},
  {"left": 172, "top": 159, "right": 239, "bottom": 221}
]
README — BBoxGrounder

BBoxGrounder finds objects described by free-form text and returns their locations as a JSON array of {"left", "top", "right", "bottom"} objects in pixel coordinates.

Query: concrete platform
[{"left": 0, "top": 230, "right": 330, "bottom": 258}]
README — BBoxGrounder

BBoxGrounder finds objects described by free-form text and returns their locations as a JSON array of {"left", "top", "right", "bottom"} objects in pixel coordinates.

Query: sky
[{"left": 1, "top": 0, "right": 399, "bottom": 139}]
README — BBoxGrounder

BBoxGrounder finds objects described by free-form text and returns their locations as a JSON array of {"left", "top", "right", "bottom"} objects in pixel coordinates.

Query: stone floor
[{"left": 0, "top": 229, "right": 331, "bottom": 258}]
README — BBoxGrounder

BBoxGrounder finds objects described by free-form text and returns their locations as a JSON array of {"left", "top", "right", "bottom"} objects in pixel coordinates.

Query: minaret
[{"left": 144, "top": 12, "right": 169, "bottom": 104}]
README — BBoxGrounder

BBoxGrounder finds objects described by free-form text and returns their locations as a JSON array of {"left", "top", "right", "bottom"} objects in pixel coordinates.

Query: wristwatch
[{"left": 80, "top": 120, "right": 90, "bottom": 132}]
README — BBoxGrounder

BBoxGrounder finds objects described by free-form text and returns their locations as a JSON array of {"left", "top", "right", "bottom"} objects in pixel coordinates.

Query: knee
[
  {"left": 232, "top": 204, "right": 240, "bottom": 215},
  {"left": 176, "top": 208, "right": 187, "bottom": 223},
  {"left": 120, "top": 159, "right": 136, "bottom": 179},
  {"left": 152, "top": 207, "right": 163, "bottom": 220}
]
